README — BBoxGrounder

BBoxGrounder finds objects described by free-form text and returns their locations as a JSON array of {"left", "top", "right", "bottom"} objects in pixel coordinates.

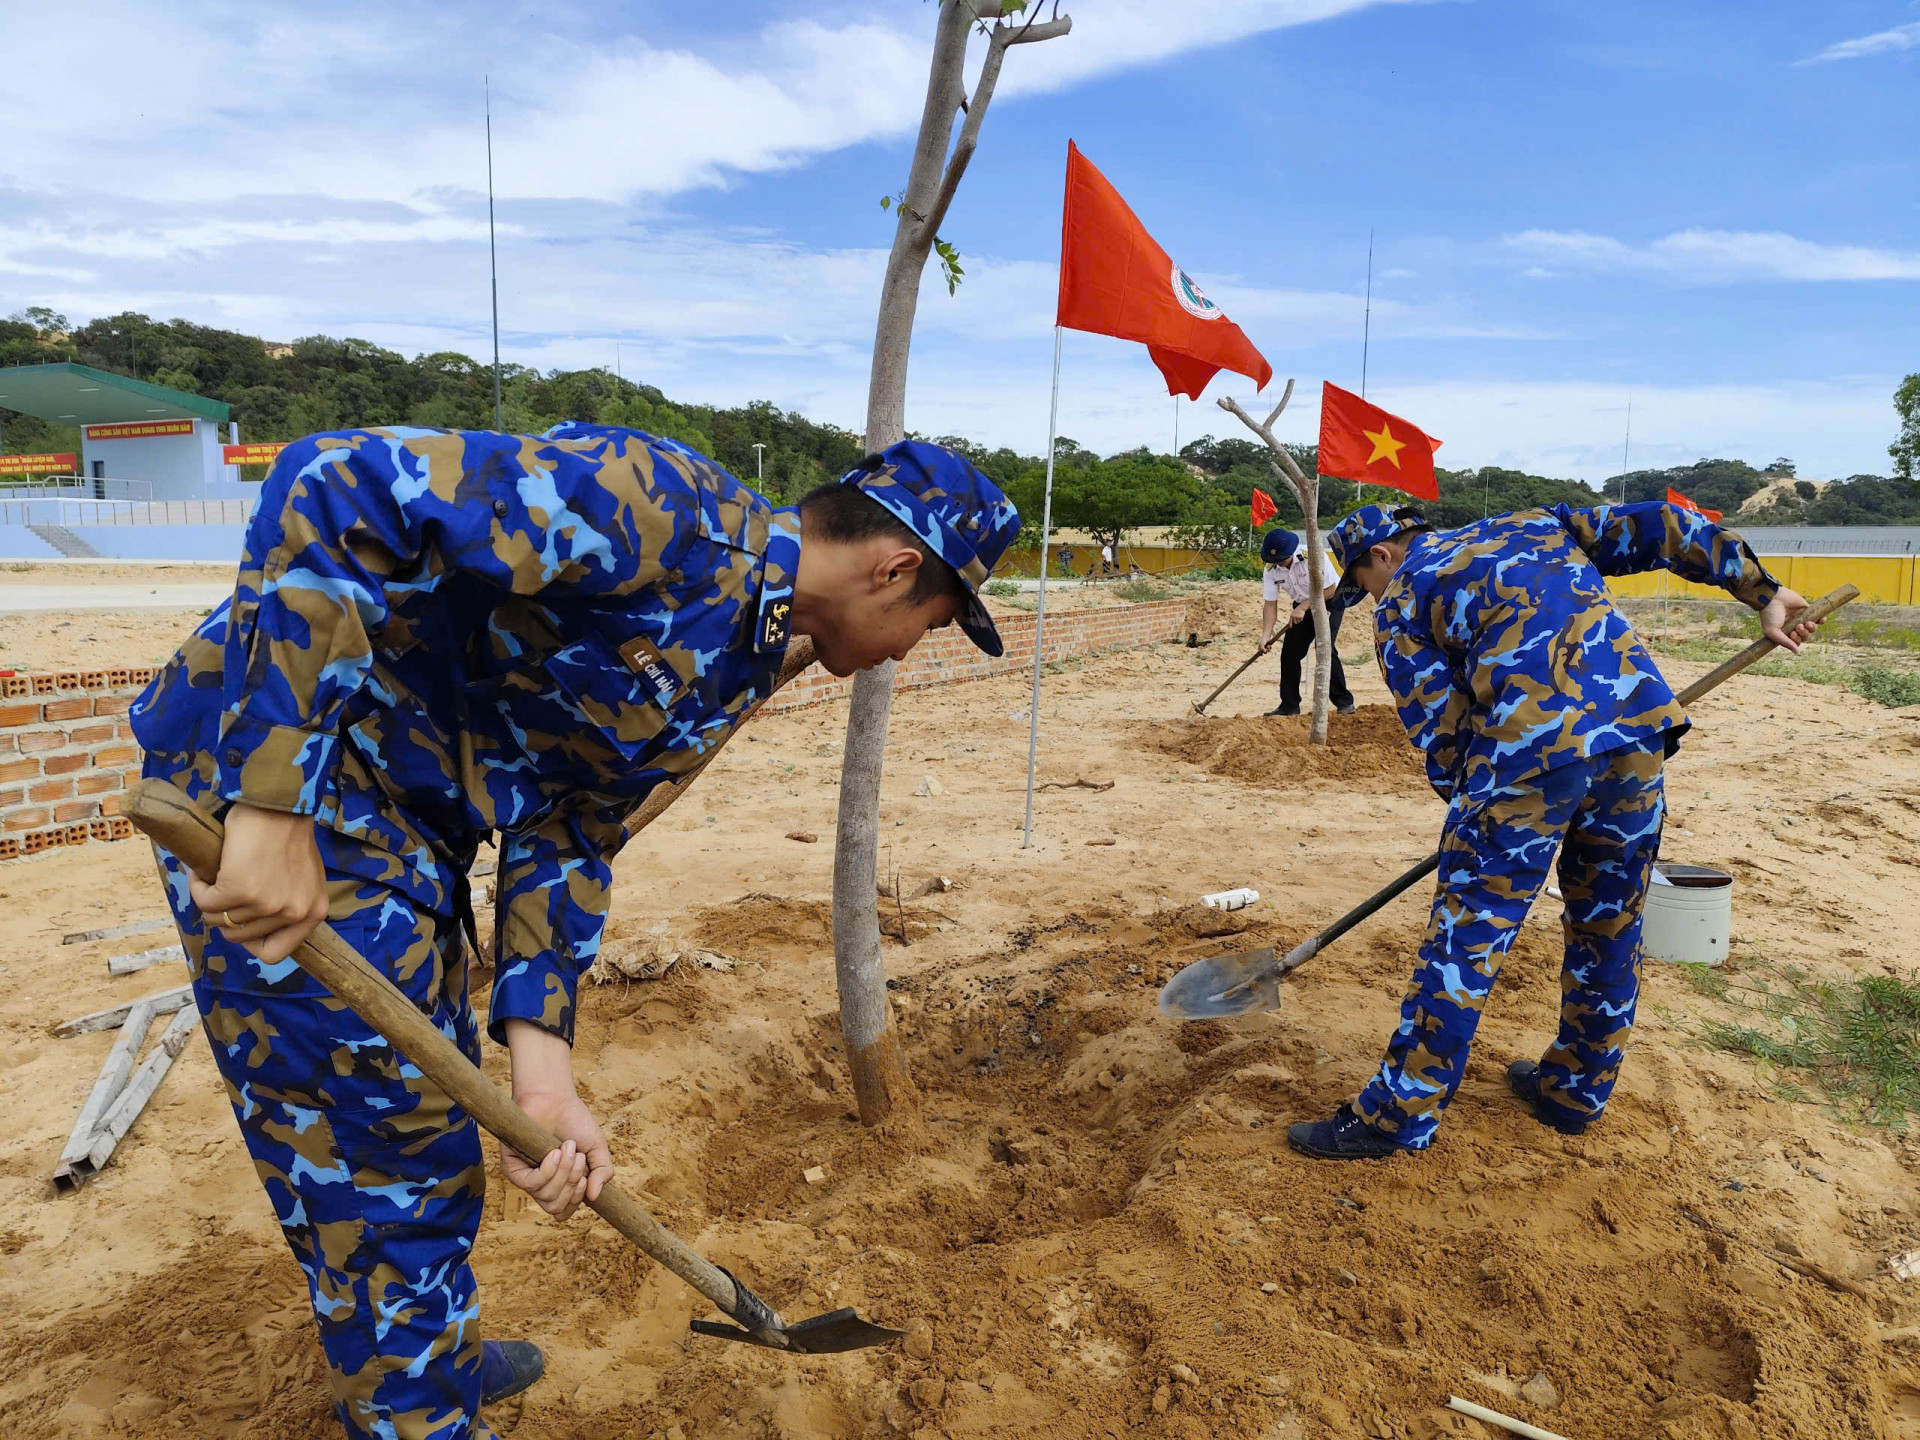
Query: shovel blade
[
  {"left": 691, "top": 1308, "right": 905, "bottom": 1354},
  {"left": 1158, "top": 948, "right": 1284, "bottom": 1020}
]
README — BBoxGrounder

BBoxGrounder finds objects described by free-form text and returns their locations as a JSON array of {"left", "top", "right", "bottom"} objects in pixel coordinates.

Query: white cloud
[
  {"left": 1504, "top": 228, "right": 1920, "bottom": 282},
  {"left": 1797, "top": 21, "right": 1920, "bottom": 64}
]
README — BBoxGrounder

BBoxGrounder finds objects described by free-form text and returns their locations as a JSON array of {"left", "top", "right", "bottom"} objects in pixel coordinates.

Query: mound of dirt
[
  {"left": 1180, "top": 585, "right": 1254, "bottom": 644},
  {"left": 1137, "top": 705, "right": 1427, "bottom": 787}
]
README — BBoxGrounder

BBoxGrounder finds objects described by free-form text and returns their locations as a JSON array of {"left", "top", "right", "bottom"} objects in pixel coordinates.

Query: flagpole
[
  {"left": 1358, "top": 228, "right": 1372, "bottom": 509},
  {"left": 1022, "top": 325, "right": 1064, "bottom": 850}
]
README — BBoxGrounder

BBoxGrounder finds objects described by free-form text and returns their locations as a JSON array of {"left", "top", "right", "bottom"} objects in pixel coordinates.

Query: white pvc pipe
[{"left": 1447, "top": 1396, "right": 1574, "bottom": 1440}]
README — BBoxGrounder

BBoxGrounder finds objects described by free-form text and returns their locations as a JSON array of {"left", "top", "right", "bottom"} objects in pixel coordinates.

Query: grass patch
[
  {"left": 1682, "top": 960, "right": 1920, "bottom": 1129},
  {"left": 1853, "top": 664, "right": 1920, "bottom": 708},
  {"left": 1203, "top": 555, "right": 1262, "bottom": 581},
  {"left": 983, "top": 579, "right": 1020, "bottom": 598},
  {"left": 1112, "top": 578, "right": 1173, "bottom": 602}
]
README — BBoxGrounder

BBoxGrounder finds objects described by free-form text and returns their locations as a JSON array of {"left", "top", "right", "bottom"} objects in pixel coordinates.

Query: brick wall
[
  {"left": 0, "top": 670, "right": 152, "bottom": 861},
  {"left": 0, "top": 598, "right": 1187, "bottom": 862}
]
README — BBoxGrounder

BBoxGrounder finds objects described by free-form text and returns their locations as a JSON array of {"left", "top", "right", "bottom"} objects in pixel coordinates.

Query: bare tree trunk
[
  {"left": 832, "top": 1, "right": 1071, "bottom": 1125},
  {"left": 1219, "top": 384, "right": 1334, "bottom": 744}
]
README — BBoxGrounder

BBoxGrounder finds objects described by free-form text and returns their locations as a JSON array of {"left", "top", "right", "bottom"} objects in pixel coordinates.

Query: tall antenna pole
[
  {"left": 1621, "top": 398, "right": 1632, "bottom": 504},
  {"left": 1172, "top": 395, "right": 1178, "bottom": 456},
  {"left": 1360, "top": 228, "right": 1374, "bottom": 399},
  {"left": 486, "top": 77, "right": 503, "bottom": 431}
]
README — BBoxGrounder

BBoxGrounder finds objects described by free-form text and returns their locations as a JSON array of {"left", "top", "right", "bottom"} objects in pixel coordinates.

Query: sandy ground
[{"left": 2, "top": 588, "right": 1919, "bottom": 1439}]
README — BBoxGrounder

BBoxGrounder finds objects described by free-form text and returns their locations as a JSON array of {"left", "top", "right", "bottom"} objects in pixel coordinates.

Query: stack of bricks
[
  {"left": 0, "top": 670, "right": 153, "bottom": 861},
  {"left": 764, "top": 597, "right": 1189, "bottom": 715}
]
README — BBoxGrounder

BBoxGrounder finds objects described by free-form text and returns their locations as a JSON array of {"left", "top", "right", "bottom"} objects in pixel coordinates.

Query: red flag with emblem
[
  {"left": 1666, "top": 486, "right": 1723, "bottom": 523},
  {"left": 1056, "top": 141, "right": 1273, "bottom": 399},
  {"left": 1315, "top": 382, "right": 1441, "bottom": 501},
  {"left": 1250, "top": 488, "right": 1278, "bottom": 528}
]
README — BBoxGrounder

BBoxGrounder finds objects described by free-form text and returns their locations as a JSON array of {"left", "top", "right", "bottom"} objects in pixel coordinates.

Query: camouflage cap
[
  {"left": 1328, "top": 501, "right": 1431, "bottom": 606},
  {"left": 840, "top": 440, "right": 1022, "bottom": 657}
]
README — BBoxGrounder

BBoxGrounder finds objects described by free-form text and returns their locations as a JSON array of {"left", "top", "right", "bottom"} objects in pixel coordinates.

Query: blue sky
[{"left": 1, "top": 0, "right": 1914, "bottom": 481}]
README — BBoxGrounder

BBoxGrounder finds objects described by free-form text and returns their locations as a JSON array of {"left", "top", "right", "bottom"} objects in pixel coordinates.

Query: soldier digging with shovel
[
  {"left": 1284, "top": 498, "right": 1821, "bottom": 1160},
  {"left": 128, "top": 427, "right": 1020, "bottom": 1438}
]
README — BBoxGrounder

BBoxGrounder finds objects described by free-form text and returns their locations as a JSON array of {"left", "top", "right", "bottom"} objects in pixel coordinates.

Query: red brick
[
  {"left": 0, "top": 701, "right": 39, "bottom": 728},
  {"left": 0, "top": 676, "right": 26, "bottom": 699},
  {"left": 56, "top": 805, "right": 97, "bottom": 827},
  {"left": 99, "top": 794, "right": 122, "bottom": 817},
  {"left": 42, "top": 751, "right": 88, "bottom": 775},
  {"left": 0, "top": 837, "right": 16, "bottom": 860},
  {"left": 66, "top": 723, "right": 114, "bottom": 745},
  {"left": 80, "top": 671, "right": 108, "bottom": 690},
  {"left": 54, "top": 671, "right": 81, "bottom": 690},
  {"left": 107, "top": 816, "right": 133, "bottom": 840},
  {"left": 76, "top": 771, "right": 124, "bottom": 796},
  {"left": 0, "top": 787, "right": 19, "bottom": 808},
  {"left": 0, "top": 757, "right": 36, "bottom": 783},
  {"left": 30, "top": 675, "right": 54, "bottom": 696},
  {"left": 106, "top": 669, "right": 132, "bottom": 687},
  {"left": 131, "top": 667, "right": 156, "bottom": 685},
  {"left": 2, "top": 807, "right": 51, "bottom": 831},
  {"left": 16, "top": 729, "right": 64, "bottom": 753},
  {"left": 43, "top": 697, "right": 89, "bottom": 721},
  {"left": 92, "top": 695, "right": 133, "bottom": 718},
  {"left": 90, "top": 818, "right": 114, "bottom": 841},
  {"left": 22, "top": 829, "right": 53, "bottom": 854},
  {"left": 94, "top": 744, "right": 138, "bottom": 766},
  {"left": 28, "top": 779, "right": 74, "bottom": 803}
]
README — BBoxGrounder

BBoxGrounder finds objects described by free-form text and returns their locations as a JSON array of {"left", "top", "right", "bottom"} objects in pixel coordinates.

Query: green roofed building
[{"left": 0, "top": 362, "right": 247, "bottom": 502}]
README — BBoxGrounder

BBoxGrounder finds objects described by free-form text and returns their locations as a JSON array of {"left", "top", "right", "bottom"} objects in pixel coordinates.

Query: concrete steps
[{"left": 26, "top": 524, "right": 104, "bottom": 559}]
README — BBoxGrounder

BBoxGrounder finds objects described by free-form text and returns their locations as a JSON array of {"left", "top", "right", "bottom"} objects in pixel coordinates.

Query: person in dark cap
[
  {"left": 129, "top": 426, "right": 1019, "bottom": 1438},
  {"left": 1256, "top": 527, "right": 1354, "bottom": 717},
  {"left": 1284, "top": 499, "right": 1819, "bottom": 1163}
]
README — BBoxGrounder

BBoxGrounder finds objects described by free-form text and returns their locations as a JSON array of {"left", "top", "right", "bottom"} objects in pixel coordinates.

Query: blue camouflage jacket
[
  {"left": 132, "top": 424, "right": 801, "bottom": 1045},
  {"left": 1375, "top": 502, "right": 1778, "bottom": 804}
]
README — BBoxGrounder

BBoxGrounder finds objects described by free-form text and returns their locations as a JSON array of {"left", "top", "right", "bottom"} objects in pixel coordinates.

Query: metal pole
[
  {"left": 752, "top": 443, "right": 766, "bottom": 483},
  {"left": 1621, "top": 398, "right": 1631, "bottom": 504},
  {"left": 487, "top": 78, "right": 504, "bottom": 431},
  {"left": 1021, "top": 325, "right": 1064, "bottom": 850},
  {"left": 1359, "top": 227, "right": 1373, "bottom": 507}
]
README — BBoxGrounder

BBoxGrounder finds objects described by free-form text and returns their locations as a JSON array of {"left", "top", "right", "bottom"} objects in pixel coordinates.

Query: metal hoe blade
[
  {"left": 691, "top": 1309, "right": 906, "bottom": 1354},
  {"left": 1158, "top": 947, "right": 1286, "bottom": 1020}
]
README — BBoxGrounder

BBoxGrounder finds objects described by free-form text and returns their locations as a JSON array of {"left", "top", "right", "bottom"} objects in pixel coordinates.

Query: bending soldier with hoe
[
  {"left": 129, "top": 426, "right": 1020, "bottom": 1438},
  {"left": 1257, "top": 527, "right": 1355, "bottom": 717},
  {"left": 1285, "top": 498, "right": 1821, "bottom": 1160}
]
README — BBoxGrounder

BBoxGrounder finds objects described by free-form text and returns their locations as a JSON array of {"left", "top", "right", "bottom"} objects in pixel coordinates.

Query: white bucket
[{"left": 1642, "top": 862, "right": 1733, "bottom": 967}]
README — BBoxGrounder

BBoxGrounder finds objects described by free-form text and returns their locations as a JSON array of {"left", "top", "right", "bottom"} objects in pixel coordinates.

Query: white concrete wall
[{"left": 80, "top": 419, "right": 256, "bottom": 502}]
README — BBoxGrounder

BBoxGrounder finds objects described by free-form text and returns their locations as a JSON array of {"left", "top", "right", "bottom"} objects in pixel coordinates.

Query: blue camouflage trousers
[
  {"left": 1354, "top": 738, "right": 1665, "bottom": 1148},
  {"left": 155, "top": 846, "right": 497, "bottom": 1440}
]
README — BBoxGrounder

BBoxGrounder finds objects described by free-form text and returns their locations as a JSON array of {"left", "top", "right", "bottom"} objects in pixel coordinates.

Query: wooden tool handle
[
  {"left": 1674, "top": 584, "right": 1858, "bottom": 706},
  {"left": 122, "top": 779, "right": 753, "bottom": 1327},
  {"left": 1194, "top": 646, "right": 1267, "bottom": 714}
]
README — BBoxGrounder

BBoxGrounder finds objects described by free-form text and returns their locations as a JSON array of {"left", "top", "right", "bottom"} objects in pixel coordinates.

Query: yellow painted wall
[{"left": 1603, "top": 554, "right": 1916, "bottom": 606}]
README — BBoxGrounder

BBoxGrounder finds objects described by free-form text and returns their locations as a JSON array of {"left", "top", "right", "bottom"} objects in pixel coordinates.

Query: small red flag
[
  {"left": 1250, "top": 488, "right": 1278, "bottom": 528},
  {"left": 1056, "top": 141, "right": 1273, "bottom": 399},
  {"left": 1316, "top": 382, "right": 1441, "bottom": 501},
  {"left": 1665, "top": 486, "right": 1723, "bottom": 523}
]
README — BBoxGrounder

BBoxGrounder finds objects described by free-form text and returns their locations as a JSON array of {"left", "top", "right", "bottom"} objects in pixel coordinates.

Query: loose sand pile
[
  {"left": 1139, "top": 706, "right": 1428, "bottom": 788},
  {"left": 2, "top": 573, "right": 1918, "bottom": 1439}
]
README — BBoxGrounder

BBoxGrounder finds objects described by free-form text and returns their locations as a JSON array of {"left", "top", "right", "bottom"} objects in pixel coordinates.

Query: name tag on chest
[{"left": 617, "top": 636, "right": 689, "bottom": 708}]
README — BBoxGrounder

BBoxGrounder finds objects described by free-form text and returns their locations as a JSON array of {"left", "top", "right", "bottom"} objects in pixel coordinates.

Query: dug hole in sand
[{"left": 1, "top": 588, "right": 1918, "bottom": 1439}]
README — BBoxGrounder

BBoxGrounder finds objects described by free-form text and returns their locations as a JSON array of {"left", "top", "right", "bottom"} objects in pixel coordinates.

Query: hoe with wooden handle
[
  {"left": 1159, "top": 584, "right": 1861, "bottom": 1020},
  {"left": 122, "top": 776, "right": 903, "bottom": 1354}
]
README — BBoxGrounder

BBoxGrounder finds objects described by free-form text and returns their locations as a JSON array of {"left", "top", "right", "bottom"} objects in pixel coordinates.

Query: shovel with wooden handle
[
  {"left": 122, "top": 777, "right": 903, "bottom": 1355},
  {"left": 1160, "top": 584, "right": 1861, "bottom": 1020}
]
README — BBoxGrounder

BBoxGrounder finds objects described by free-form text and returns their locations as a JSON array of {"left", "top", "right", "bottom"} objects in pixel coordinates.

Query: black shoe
[
  {"left": 480, "top": 1340, "right": 546, "bottom": 1407},
  {"left": 1286, "top": 1104, "right": 1401, "bottom": 1160},
  {"left": 1334, "top": 701, "right": 1356, "bottom": 715},
  {"left": 1268, "top": 704, "right": 1300, "bottom": 717},
  {"left": 1506, "top": 1061, "right": 1591, "bottom": 1136}
]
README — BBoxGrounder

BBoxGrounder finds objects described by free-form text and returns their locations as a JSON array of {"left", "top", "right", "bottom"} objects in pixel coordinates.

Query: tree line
[{"left": 4, "top": 308, "right": 1915, "bottom": 536}]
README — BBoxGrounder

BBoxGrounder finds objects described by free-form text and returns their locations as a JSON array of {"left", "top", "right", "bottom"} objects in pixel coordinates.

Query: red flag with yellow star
[
  {"left": 1316, "top": 382, "right": 1441, "bottom": 500},
  {"left": 1250, "top": 488, "right": 1278, "bottom": 527}
]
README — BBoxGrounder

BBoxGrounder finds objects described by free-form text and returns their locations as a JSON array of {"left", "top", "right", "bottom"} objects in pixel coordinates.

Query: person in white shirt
[{"left": 1257, "top": 528, "right": 1355, "bottom": 717}]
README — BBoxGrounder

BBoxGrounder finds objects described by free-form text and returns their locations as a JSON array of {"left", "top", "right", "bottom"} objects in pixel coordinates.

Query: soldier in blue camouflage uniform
[
  {"left": 131, "top": 427, "right": 1020, "bottom": 1437},
  {"left": 1286, "top": 499, "right": 1819, "bottom": 1160}
]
